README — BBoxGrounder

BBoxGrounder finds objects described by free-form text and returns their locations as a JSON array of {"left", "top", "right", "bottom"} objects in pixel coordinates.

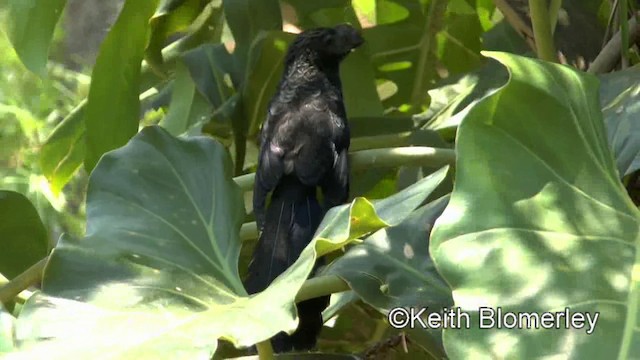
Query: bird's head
[{"left": 285, "top": 24, "right": 364, "bottom": 66}]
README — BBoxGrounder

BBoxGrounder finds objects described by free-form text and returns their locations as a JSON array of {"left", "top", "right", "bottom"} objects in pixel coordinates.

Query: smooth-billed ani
[{"left": 243, "top": 24, "right": 364, "bottom": 353}]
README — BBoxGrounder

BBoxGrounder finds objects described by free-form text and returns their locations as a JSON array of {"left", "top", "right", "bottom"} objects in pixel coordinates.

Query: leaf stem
[
  {"left": 0, "top": 257, "right": 47, "bottom": 305},
  {"left": 410, "top": 0, "right": 448, "bottom": 110},
  {"left": 233, "top": 146, "right": 456, "bottom": 192},
  {"left": 256, "top": 340, "right": 274, "bottom": 360},
  {"left": 296, "top": 275, "right": 350, "bottom": 303},
  {"left": 529, "top": 0, "right": 559, "bottom": 62},
  {"left": 588, "top": 14, "right": 640, "bottom": 74},
  {"left": 350, "top": 132, "right": 413, "bottom": 152}
]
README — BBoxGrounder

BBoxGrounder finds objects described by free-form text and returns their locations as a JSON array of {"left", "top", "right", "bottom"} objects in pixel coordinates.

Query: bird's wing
[{"left": 253, "top": 111, "right": 287, "bottom": 230}]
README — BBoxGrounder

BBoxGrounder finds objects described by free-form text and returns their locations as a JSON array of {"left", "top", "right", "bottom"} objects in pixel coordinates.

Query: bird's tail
[{"left": 244, "top": 175, "right": 329, "bottom": 353}]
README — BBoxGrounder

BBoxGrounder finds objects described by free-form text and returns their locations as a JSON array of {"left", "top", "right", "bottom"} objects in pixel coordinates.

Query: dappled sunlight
[
  {"left": 488, "top": 330, "right": 520, "bottom": 359},
  {"left": 429, "top": 52, "right": 640, "bottom": 359}
]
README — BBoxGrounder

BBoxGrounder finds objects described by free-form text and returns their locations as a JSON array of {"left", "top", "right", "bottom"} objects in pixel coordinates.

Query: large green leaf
[
  {"left": 431, "top": 52, "right": 640, "bottom": 359},
  {"left": 436, "top": 0, "right": 484, "bottom": 75},
  {"left": 324, "top": 196, "right": 452, "bottom": 345},
  {"left": 314, "top": 166, "right": 449, "bottom": 255},
  {"left": 222, "top": 0, "right": 282, "bottom": 73},
  {"left": 599, "top": 65, "right": 640, "bottom": 177},
  {"left": 13, "top": 126, "right": 278, "bottom": 358},
  {"left": 417, "top": 59, "right": 509, "bottom": 140},
  {"left": 5, "top": 0, "right": 67, "bottom": 77},
  {"left": 221, "top": 0, "right": 282, "bottom": 174},
  {"left": 182, "top": 44, "right": 238, "bottom": 107},
  {"left": 0, "top": 191, "right": 48, "bottom": 279},
  {"left": 84, "top": 0, "right": 160, "bottom": 172},
  {"left": 11, "top": 128, "right": 449, "bottom": 358},
  {"left": 326, "top": 195, "right": 452, "bottom": 314},
  {"left": 340, "top": 46, "right": 385, "bottom": 118},
  {"left": 364, "top": 0, "right": 439, "bottom": 111}
]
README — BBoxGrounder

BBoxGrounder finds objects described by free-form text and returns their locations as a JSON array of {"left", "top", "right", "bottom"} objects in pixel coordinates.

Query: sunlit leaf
[
  {"left": 84, "top": 0, "right": 160, "bottom": 172},
  {"left": 325, "top": 196, "right": 452, "bottom": 314},
  {"left": 14, "top": 126, "right": 290, "bottom": 359},
  {"left": 431, "top": 51, "right": 640, "bottom": 359},
  {"left": 5, "top": 0, "right": 67, "bottom": 76}
]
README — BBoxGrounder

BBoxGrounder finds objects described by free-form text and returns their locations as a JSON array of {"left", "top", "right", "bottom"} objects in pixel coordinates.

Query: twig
[
  {"left": 232, "top": 146, "right": 457, "bottom": 192},
  {"left": 603, "top": 0, "right": 621, "bottom": 48},
  {"left": 295, "top": 275, "right": 350, "bottom": 303},
  {"left": 589, "top": 14, "right": 640, "bottom": 73},
  {"left": 492, "top": 0, "right": 537, "bottom": 51},
  {"left": 410, "top": 0, "right": 448, "bottom": 110},
  {"left": 256, "top": 340, "right": 274, "bottom": 360},
  {"left": 0, "top": 257, "right": 48, "bottom": 305}
]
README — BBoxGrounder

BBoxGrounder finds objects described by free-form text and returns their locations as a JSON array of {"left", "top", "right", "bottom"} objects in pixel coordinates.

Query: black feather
[{"left": 244, "top": 24, "right": 363, "bottom": 353}]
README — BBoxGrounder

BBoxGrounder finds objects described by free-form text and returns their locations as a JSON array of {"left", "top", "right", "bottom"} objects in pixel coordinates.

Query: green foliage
[
  {"left": 10, "top": 126, "right": 447, "bottom": 358},
  {"left": 0, "top": 9, "right": 86, "bottom": 245},
  {"left": 0, "top": 191, "right": 48, "bottom": 279},
  {"left": 2, "top": 0, "right": 640, "bottom": 359},
  {"left": 431, "top": 52, "right": 638, "bottom": 359},
  {"left": 326, "top": 195, "right": 452, "bottom": 314},
  {"left": 5, "top": 0, "right": 67, "bottom": 77},
  {"left": 83, "top": 0, "right": 160, "bottom": 171}
]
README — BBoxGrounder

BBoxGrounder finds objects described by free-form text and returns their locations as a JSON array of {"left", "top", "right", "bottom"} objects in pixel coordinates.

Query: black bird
[{"left": 244, "top": 24, "right": 364, "bottom": 353}]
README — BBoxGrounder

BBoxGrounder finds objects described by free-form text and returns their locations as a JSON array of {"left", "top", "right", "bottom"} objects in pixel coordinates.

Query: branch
[
  {"left": 296, "top": 275, "right": 350, "bottom": 303},
  {"left": 410, "top": 0, "right": 448, "bottom": 110},
  {"left": 0, "top": 257, "right": 48, "bottom": 305},
  {"left": 529, "top": 0, "right": 559, "bottom": 62},
  {"left": 256, "top": 341, "right": 274, "bottom": 360},
  {"left": 232, "top": 146, "right": 457, "bottom": 192},
  {"left": 589, "top": 14, "right": 640, "bottom": 74}
]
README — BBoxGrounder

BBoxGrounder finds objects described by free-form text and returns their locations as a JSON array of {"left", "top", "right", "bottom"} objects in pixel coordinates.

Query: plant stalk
[
  {"left": 256, "top": 340, "right": 274, "bottom": 360},
  {"left": 410, "top": 0, "right": 448, "bottom": 110},
  {"left": 296, "top": 275, "right": 350, "bottom": 303},
  {"left": 529, "top": 0, "right": 559, "bottom": 62},
  {"left": 0, "top": 257, "right": 48, "bottom": 305},
  {"left": 589, "top": 14, "right": 640, "bottom": 73},
  {"left": 233, "top": 146, "right": 456, "bottom": 192}
]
